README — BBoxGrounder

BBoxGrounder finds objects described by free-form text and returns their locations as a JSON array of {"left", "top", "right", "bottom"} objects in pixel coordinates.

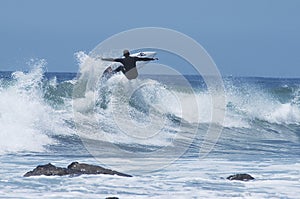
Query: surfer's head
[{"left": 123, "top": 49, "right": 130, "bottom": 57}]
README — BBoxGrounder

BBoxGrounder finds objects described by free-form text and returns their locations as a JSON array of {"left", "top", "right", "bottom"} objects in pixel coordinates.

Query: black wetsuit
[{"left": 113, "top": 56, "right": 155, "bottom": 79}]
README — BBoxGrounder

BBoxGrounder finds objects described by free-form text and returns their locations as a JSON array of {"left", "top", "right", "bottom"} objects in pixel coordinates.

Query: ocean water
[{"left": 0, "top": 57, "right": 300, "bottom": 198}]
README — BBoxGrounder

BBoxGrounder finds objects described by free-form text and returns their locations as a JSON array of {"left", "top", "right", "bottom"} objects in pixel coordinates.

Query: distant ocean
[{"left": 0, "top": 57, "right": 299, "bottom": 198}]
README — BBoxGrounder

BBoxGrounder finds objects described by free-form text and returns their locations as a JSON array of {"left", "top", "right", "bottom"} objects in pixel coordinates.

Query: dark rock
[
  {"left": 24, "top": 163, "right": 69, "bottom": 177},
  {"left": 105, "top": 197, "right": 119, "bottom": 199},
  {"left": 67, "top": 162, "right": 132, "bottom": 177},
  {"left": 24, "top": 162, "right": 132, "bottom": 177},
  {"left": 227, "top": 173, "right": 255, "bottom": 181}
]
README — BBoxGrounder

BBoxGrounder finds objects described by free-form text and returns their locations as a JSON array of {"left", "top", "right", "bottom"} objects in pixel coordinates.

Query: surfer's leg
[{"left": 114, "top": 66, "right": 126, "bottom": 74}]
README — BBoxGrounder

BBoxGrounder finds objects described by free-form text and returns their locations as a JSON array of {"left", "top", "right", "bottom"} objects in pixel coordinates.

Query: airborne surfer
[{"left": 101, "top": 50, "right": 158, "bottom": 80}]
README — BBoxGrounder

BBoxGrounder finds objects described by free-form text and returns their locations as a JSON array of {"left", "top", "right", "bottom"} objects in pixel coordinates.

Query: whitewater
[{"left": 0, "top": 55, "right": 299, "bottom": 198}]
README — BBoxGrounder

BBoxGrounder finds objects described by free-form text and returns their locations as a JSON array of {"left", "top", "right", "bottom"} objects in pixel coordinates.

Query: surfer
[{"left": 101, "top": 50, "right": 158, "bottom": 80}]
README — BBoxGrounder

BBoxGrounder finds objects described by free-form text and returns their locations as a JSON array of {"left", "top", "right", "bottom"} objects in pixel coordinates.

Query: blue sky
[{"left": 0, "top": 0, "right": 300, "bottom": 77}]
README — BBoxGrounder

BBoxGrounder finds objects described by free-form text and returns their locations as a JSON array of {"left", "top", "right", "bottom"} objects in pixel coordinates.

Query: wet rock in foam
[
  {"left": 24, "top": 162, "right": 132, "bottom": 177},
  {"left": 227, "top": 173, "right": 255, "bottom": 181}
]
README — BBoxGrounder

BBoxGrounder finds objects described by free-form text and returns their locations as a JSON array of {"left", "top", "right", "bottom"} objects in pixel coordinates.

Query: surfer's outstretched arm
[
  {"left": 101, "top": 58, "right": 117, "bottom": 62},
  {"left": 136, "top": 57, "right": 158, "bottom": 61},
  {"left": 101, "top": 58, "right": 124, "bottom": 63}
]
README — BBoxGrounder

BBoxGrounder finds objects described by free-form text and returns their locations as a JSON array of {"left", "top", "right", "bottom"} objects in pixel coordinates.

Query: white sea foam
[
  {"left": 0, "top": 157, "right": 299, "bottom": 199},
  {"left": 0, "top": 61, "right": 74, "bottom": 155},
  {"left": 224, "top": 82, "right": 300, "bottom": 127}
]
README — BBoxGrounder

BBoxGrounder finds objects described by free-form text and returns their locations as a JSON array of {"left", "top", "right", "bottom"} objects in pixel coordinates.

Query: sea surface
[{"left": 0, "top": 57, "right": 299, "bottom": 198}]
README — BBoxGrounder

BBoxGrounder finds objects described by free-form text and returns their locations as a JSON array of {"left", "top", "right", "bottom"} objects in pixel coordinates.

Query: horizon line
[{"left": 0, "top": 70, "right": 299, "bottom": 79}]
